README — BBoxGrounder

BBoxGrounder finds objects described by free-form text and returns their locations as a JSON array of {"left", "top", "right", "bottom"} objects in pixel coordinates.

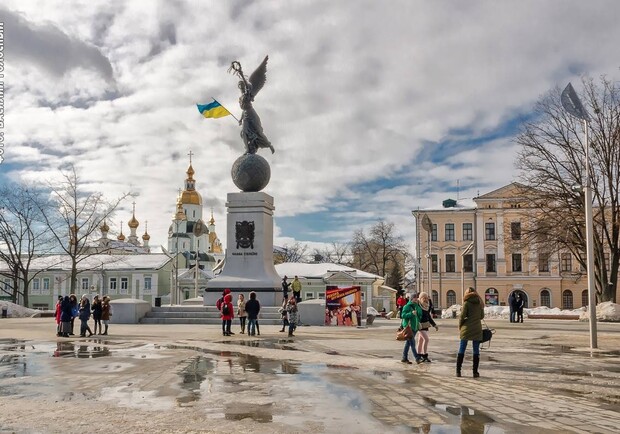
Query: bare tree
[
  {"left": 313, "top": 242, "right": 352, "bottom": 265},
  {"left": 32, "top": 165, "right": 130, "bottom": 293},
  {"left": 516, "top": 76, "right": 620, "bottom": 302},
  {"left": 274, "top": 242, "right": 308, "bottom": 264}
]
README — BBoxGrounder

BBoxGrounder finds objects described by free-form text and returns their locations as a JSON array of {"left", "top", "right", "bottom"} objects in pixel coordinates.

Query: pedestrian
[
  {"left": 54, "top": 295, "right": 63, "bottom": 337},
  {"left": 91, "top": 295, "right": 103, "bottom": 335},
  {"left": 286, "top": 297, "right": 299, "bottom": 337},
  {"left": 69, "top": 294, "right": 78, "bottom": 335},
  {"left": 220, "top": 293, "right": 234, "bottom": 336},
  {"left": 516, "top": 293, "right": 524, "bottom": 323},
  {"left": 396, "top": 293, "right": 407, "bottom": 318},
  {"left": 237, "top": 294, "right": 247, "bottom": 334},
  {"left": 60, "top": 296, "right": 72, "bottom": 337},
  {"left": 78, "top": 295, "right": 94, "bottom": 337},
  {"left": 508, "top": 292, "right": 516, "bottom": 323},
  {"left": 400, "top": 292, "right": 422, "bottom": 364},
  {"left": 101, "top": 296, "right": 111, "bottom": 335},
  {"left": 291, "top": 275, "right": 302, "bottom": 303},
  {"left": 281, "top": 276, "right": 290, "bottom": 302},
  {"left": 456, "top": 287, "right": 485, "bottom": 378},
  {"left": 416, "top": 292, "right": 439, "bottom": 362},
  {"left": 244, "top": 291, "right": 261, "bottom": 336},
  {"left": 278, "top": 299, "right": 289, "bottom": 332}
]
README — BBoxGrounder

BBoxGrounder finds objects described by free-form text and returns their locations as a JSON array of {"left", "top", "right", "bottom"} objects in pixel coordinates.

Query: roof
[
  {"left": 475, "top": 182, "right": 530, "bottom": 201},
  {"left": 275, "top": 262, "right": 382, "bottom": 280},
  {"left": 0, "top": 254, "right": 174, "bottom": 272}
]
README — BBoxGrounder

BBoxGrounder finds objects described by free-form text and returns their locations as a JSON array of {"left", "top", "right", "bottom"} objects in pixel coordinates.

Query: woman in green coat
[
  {"left": 456, "top": 287, "right": 484, "bottom": 378},
  {"left": 400, "top": 295, "right": 423, "bottom": 364}
]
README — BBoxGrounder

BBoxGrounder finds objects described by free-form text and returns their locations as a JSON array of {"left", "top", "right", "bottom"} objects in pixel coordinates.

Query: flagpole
[{"left": 211, "top": 97, "right": 240, "bottom": 123}]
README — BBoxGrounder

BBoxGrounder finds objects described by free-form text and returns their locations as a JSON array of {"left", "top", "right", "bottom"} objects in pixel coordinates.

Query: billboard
[{"left": 325, "top": 285, "right": 362, "bottom": 326}]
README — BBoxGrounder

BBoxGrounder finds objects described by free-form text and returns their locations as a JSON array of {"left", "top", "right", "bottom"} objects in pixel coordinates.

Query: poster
[{"left": 325, "top": 285, "right": 362, "bottom": 326}]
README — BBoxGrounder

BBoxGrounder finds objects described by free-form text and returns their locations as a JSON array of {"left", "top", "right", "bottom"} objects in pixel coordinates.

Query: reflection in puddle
[
  {"left": 218, "top": 339, "right": 301, "bottom": 351},
  {"left": 423, "top": 397, "right": 497, "bottom": 433},
  {"left": 53, "top": 342, "right": 111, "bottom": 358},
  {"left": 224, "top": 403, "right": 273, "bottom": 423}
]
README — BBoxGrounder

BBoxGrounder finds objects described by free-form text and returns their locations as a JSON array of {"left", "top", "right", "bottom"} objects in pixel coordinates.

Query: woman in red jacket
[
  {"left": 220, "top": 293, "right": 234, "bottom": 336},
  {"left": 54, "top": 295, "right": 63, "bottom": 337}
]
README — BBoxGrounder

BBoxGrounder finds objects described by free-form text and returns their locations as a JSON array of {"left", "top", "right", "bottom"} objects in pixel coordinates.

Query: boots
[
  {"left": 473, "top": 355, "right": 480, "bottom": 378},
  {"left": 456, "top": 353, "right": 464, "bottom": 377},
  {"left": 102, "top": 324, "right": 108, "bottom": 335},
  {"left": 422, "top": 354, "right": 432, "bottom": 363},
  {"left": 93, "top": 323, "right": 99, "bottom": 335}
]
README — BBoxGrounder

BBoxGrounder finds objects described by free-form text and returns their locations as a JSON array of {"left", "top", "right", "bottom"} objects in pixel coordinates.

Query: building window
[
  {"left": 486, "top": 254, "right": 496, "bottom": 272},
  {"left": 31, "top": 278, "right": 40, "bottom": 295},
  {"left": 540, "top": 289, "right": 551, "bottom": 307},
  {"left": 485, "top": 222, "right": 495, "bottom": 240},
  {"left": 431, "top": 224, "right": 437, "bottom": 242},
  {"left": 562, "top": 290, "right": 573, "bottom": 309},
  {"left": 318, "top": 292, "right": 325, "bottom": 300},
  {"left": 431, "top": 255, "right": 438, "bottom": 273},
  {"left": 445, "top": 223, "right": 455, "bottom": 241},
  {"left": 463, "top": 254, "right": 473, "bottom": 272},
  {"left": 538, "top": 253, "right": 549, "bottom": 272},
  {"left": 81, "top": 278, "right": 89, "bottom": 290},
  {"left": 42, "top": 278, "right": 50, "bottom": 290},
  {"left": 485, "top": 288, "right": 499, "bottom": 306},
  {"left": 447, "top": 290, "right": 457, "bottom": 306},
  {"left": 431, "top": 290, "right": 439, "bottom": 307},
  {"left": 581, "top": 290, "right": 588, "bottom": 307},
  {"left": 109, "top": 278, "right": 117, "bottom": 295},
  {"left": 512, "top": 253, "right": 522, "bottom": 272},
  {"left": 511, "top": 222, "right": 521, "bottom": 240},
  {"left": 144, "top": 276, "right": 152, "bottom": 291},
  {"left": 445, "top": 254, "right": 456, "bottom": 272},
  {"left": 561, "top": 253, "right": 572, "bottom": 272},
  {"left": 120, "top": 277, "right": 128, "bottom": 294},
  {"left": 305, "top": 292, "right": 315, "bottom": 300},
  {"left": 462, "top": 223, "right": 473, "bottom": 241}
]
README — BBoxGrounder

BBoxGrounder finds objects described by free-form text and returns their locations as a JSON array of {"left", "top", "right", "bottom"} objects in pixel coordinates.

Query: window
[
  {"left": 31, "top": 278, "right": 40, "bottom": 295},
  {"left": 604, "top": 252, "right": 610, "bottom": 270},
  {"left": 109, "top": 277, "right": 117, "bottom": 295},
  {"left": 463, "top": 254, "right": 473, "bottom": 272},
  {"left": 445, "top": 254, "right": 456, "bottom": 272},
  {"left": 462, "top": 223, "right": 473, "bottom": 241},
  {"left": 446, "top": 290, "right": 457, "bottom": 306},
  {"left": 144, "top": 276, "right": 152, "bottom": 291},
  {"left": 431, "top": 290, "right": 439, "bottom": 307},
  {"left": 562, "top": 290, "right": 573, "bottom": 309},
  {"left": 485, "top": 288, "right": 499, "bottom": 306},
  {"left": 431, "top": 254, "right": 438, "bottom": 273},
  {"left": 485, "top": 222, "right": 495, "bottom": 240},
  {"left": 511, "top": 222, "right": 521, "bottom": 240},
  {"left": 318, "top": 293, "right": 325, "bottom": 300},
  {"left": 581, "top": 289, "right": 588, "bottom": 307},
  {"left": 305, "top": 292, "right": 315, "bottom": 300},
  {"left": 512, "top": 253, "right": 522, "bottom": 272},
  {"left": 42, "top": 278, "right": 51, "bottom": 295},
  {"left": 538, "top": 253, "right": 549, "bottom": 272},
  {"left": 561, "top": 253, "right": 572, "bottom": 272},
  {"left": 431, "top": 224, "right": 437, "bottom": 242},
  {"left": 540, "top": 289, "right": 551, "bottom": 308},
  {"left": 120, "top": 277, "right": 128, "bottom": 294},
  {"left": 81, "top": 278, "right": 89, "bottom": 290},
  {"left": 486, "top": 254, "right": 496, "bottom": 272},
  {"left": 445, "top": 223, "right": 455, "bottom": 241}
]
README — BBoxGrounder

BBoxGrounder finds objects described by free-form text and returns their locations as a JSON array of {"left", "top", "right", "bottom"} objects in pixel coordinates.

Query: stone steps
[{"left": 140, "top": 306, "right": 283, "bottom": 325}]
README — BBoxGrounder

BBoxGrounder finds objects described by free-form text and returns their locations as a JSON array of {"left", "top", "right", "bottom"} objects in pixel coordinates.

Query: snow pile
[
  {"left": 0, "top": 301, "right": 49, "bottom": 318},
  {"left": 579, "top": 301, "right": 620, "bottom": 322},
  {"left": 442, "top": 304, "right": 588, "bottom": 319}
]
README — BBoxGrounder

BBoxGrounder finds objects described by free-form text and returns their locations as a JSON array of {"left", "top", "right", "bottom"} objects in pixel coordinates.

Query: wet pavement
[{"left": 0, "top": 318, "right": 619, "bottom": 433}]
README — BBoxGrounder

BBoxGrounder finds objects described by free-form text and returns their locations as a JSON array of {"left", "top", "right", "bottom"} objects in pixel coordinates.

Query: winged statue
[{"left": 228, "top": 56, "right": 274, "bottom": 154}]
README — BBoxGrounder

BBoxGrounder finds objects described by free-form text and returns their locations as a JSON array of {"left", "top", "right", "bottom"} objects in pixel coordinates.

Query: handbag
[
  {"left": 396, "top": 324, "right": 413, "bottom": 341},
  {"left": 481, "top": 320, "right": 495, "bottom": 344},
  {"left": 419, "top": 321, "right": 432, "bottom": 330}
]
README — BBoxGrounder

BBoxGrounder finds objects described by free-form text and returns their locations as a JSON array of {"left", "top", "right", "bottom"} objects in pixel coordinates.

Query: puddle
[
  {"left": 53, "top": 342, "right": 111, "bottom": 358},
  {"left": 218, "top": 338, "right": 302, "bottom": 351},
  {"left": 224, "top": 403, "right": 273, "bottom": 423}
]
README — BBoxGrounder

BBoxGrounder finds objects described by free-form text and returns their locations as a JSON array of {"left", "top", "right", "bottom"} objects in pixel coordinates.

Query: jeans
[
  {"left": 288, "top": 322, "right": 296, "bottom": 335},
  {"left": 402, "top": 332, "right": 419, "bottom": 360},
  {"left": 458, "top": 339, "right": 480, "bottom": 356},
  {"left": 248, "top": 318, "right": 257, "bottom": 335}
]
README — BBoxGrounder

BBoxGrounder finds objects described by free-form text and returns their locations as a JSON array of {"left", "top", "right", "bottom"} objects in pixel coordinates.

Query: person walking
[
  {"left": 396, "top": 294, "right": 407, "bottom": 318},
  {"left": 69, "top": 294, "right": 79, "bottom": 335},
  {"left": 416, "top": 292, "right": 439, "bottom": 362},
  {"left": 101, "top": 296, "right": 111, "bottom": 335},
  {"left": 508, "top": 292, "right": 516, "bottom": 323},
  {"left": 516, "top": 293, "right": 524, "bottom": 323},
  {"left": 456, "top": 287, "right": 485, "bottom": 378},
  {"left": 291, "top": 275, "right": 302, "bottom": 303},
  {"left": 59, "top": 296, "right": 72, "bottom": 337},
  {"left": 78, "top": 295, "right": 94, "bottom": 337},
  {"left": 237, "top": 294, "right": 247, "bottom": 334},
  {"left": 400, "top": 293, "right": 422, "bottom": 364},
  {"left": 54, "top": 295, "right": 63, "bottom": 337},
  {"left": 281, "top": 276, "right": 290, "bottom": 302},
  {"left": 220, "top": 293, "right": 234, "bottom": 336},
  {"left": 91, "top": 295, "right": 103, "bottom": 335},
  {"left": 278, "top": 299, "right": 289, "bottom": 332},
  {"left": 245, "top": 291, "right": 261, "bottom": 336},
  {"left": 286, "top": 297, "right": 299, "bottom": 337}
]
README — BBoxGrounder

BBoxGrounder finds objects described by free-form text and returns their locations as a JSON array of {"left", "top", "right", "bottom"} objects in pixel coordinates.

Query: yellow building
[{"left": 412, "top": 183, "right": 592, "bottom": 310}]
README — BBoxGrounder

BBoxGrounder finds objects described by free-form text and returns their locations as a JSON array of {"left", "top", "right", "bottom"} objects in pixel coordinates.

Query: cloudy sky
[{"left": 2, "top": 0, "right": 620, "bottom": 255}]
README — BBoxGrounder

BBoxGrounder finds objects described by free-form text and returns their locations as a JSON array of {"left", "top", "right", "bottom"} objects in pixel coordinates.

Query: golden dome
[
  {"left": 100, "top": 220, "right": 109, "bottom": 232},
  {"left": 117, "top": 231, "right": 125, "bottom": 241},
  {"left": 142, "top": 232, "right": 150, "bottom": 241},
  {"left": 208, "top": 210, "right": 215, "bottom": 226},
  {"left": 175, "top": 200, "right": 187, "bottom": 221},
  {"left": 180, "top": 189, "right": 202, "bottom": 205},
  {"left": 187, "top": 164, "right": 195, "bottom": 179},
  {"left": 128, "top": 215, "right": 139, "bottom": 229}
]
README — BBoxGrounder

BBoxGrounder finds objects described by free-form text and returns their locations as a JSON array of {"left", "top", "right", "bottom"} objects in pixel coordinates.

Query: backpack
[{"left": 222, "top": 302, "right": 230, "bottom": 316}]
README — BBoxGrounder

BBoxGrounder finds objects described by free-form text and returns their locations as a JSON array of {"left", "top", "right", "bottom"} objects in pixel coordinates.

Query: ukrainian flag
[{"left": 197, "top": 100, "right": 231, "bottom": 119}]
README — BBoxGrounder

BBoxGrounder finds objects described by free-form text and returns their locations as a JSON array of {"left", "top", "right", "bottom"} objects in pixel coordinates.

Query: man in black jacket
[{"left": 244, "top": 291, "right": 261, "bottom": 336}]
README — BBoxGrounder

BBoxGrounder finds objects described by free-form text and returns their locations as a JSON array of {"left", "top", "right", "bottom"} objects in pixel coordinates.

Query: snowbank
[
  {"left": 442, "top": 304, "right": 592, "bottom": 320},
  {"left": 579, "top": 301, "right": 620, "bottom": 322},
  {"left": 0, "top": 301, "right": 49, "bottom": 318}
]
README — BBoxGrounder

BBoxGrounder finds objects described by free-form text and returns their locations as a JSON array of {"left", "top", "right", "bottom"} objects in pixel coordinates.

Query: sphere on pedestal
[{"left": 231, "top": 153, "right": 271, "bottom": 192}]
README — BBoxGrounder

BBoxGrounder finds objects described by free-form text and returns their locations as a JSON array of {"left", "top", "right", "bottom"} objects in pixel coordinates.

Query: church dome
[
  {"left": 142, "top": 231, "right": 150, "bottom": 241},
  {"left": 100, "top": 221, "right": 109, "bottom": 232},
  {"left": 117, "top": 231, "right": 126, "bottom": 241},
  {"left": 180, "top": 190, "right": 202, "bottom": 206},
  {"left": 128, "top": 215, "right": 139, "bottom": 229}
]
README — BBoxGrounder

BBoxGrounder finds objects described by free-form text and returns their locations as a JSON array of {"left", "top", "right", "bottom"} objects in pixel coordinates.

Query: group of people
[
  {"left": 508, "top": 292, "right": 525, "bottom": 323},
  {"left": 278, "top": 296, "right": 299, "bottom": 336},
  {"left": 54, "top": 294, "right": 111, "bottom": 337},
  {"left": 281, "top": 275, "right": 302, "bottom": 302}
]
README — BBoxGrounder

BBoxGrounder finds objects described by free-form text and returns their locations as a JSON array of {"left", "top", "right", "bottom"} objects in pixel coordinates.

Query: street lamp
[{"left": 561, "top": 82, "right": 598, "bottom": 349}]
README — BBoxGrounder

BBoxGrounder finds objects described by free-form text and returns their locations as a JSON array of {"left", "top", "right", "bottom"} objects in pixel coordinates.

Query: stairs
[{"left": 140, "top": 306, "right": 283, "bottom": 325}]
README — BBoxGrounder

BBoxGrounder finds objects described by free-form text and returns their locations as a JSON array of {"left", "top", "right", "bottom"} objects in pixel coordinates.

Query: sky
[{"left": 2, "top": 0, "right": 620, "bottom": 257}]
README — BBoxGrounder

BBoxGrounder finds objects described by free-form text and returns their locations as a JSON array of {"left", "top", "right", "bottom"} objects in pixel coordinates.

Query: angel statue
[{"left": 228, "top": 56, "right": 274, "bottom": 154}]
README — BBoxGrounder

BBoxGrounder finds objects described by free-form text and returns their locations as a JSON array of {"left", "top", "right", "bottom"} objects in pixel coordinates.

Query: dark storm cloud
[{"left": 1, "top": 7, "right": 114, "bottom": 81}]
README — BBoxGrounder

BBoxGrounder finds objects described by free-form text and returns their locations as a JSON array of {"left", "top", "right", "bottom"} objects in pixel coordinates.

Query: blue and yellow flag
[{"left": 197, "top": 100, "right": 231, "bottom": 119}]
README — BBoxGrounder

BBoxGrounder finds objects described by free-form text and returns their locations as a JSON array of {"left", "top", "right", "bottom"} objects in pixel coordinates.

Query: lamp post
[
  {"left": 421, "top": 214, "right": 433, "bottom": 295},
  {"left": 561, "top": 82, "right": 598, "bottom": 349}
]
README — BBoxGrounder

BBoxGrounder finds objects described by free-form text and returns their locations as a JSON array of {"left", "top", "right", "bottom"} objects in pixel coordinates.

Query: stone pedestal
[{"left": 205, "top": 192, "right": 281, "bottom": 306}]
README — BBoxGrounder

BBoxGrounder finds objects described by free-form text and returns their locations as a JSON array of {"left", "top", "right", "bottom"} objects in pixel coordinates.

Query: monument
[{"left": 204, "top": 56, "right": 282, "bottom": 306}]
